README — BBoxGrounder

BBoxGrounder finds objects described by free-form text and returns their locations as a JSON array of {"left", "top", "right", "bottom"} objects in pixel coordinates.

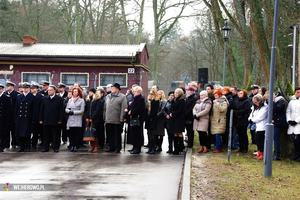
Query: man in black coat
[
  {"left": 4, "top": 81, "right": 20, "bottom": 148},
  {"left": 0, "top": 84, "right": 12, "bottom": 152},
  {"left": 30, "top": 82, "right": 44, "bottom": 149},
  {"left": 39, "top": 80, "right": 50, "bottom": 96},
  {"left": 57, "top": 82, "right": 68, "bottom": 144},
  {"left": 15, "top": 82, "right": 36, "bottom": 152},
  {"left": 39, "top": 85, "right": 64, "bottom": 153}
]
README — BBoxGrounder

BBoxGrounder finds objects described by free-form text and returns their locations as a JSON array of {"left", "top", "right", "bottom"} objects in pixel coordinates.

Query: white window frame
[
  {"left": 60, "top": 72, "right": 89, "bottom": 87},
  {"left": 99, "top": 73, "right": 127, "bottom": 88},
  {"left": 21, "top": 72, "right": 51, "bottom": 83}
]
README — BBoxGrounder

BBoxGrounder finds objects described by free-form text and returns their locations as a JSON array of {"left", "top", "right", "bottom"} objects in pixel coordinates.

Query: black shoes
[
  {"left": 0, "top": 149, "right": 4, "bottom": 152},
  {"left": 105, "top": 149, "right": 115, "bottom": 152},
  {"left": 25, "top": 149, "right": 30, "bottom": 152},
  {"left": 54, "top": 149, "right": 59, "bottom": 153},
  {"left": 70, "top": 146, "right": 77, "bottom": 152},
  {"left": 114, "top": 150, "right": 121, "bottom": 153},
  {"left": 17, "top": 148, "right": 24, "bottom": 152},
  {"left": 41, "top": 149, "right": 49, "bottom": 152}
]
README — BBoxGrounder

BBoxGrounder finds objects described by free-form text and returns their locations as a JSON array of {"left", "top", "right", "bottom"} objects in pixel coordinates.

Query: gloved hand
[
  {"left": 69, "top": 110, "right": 74, "bottom": 115},
  {"left": 288, "top": 120, "right": 297, "bottom": 126},
  {"left": 193, "top": 115, "right": 199, "bottom": 120}
]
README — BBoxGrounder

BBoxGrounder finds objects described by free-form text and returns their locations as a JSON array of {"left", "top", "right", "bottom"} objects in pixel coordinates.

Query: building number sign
[{"left": 128, "top": 68, "right": 135, "bottom": 74}]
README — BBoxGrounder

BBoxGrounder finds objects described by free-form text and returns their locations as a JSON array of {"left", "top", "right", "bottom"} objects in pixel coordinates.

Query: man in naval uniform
[
  {"left": 30, "top": 82, "right": 44, "bottom": 149},
  {"left": 4, "top": 81, "right": 19, "bottom": 148},
  {"left": 0, "top": 84, "right": 12, "bottom": 152},
  {"left": 39, "top": 80, "right": 50, "bottom": 96},
  {"left": 15, "top": 82, "right": 36, "bottom": 152}
]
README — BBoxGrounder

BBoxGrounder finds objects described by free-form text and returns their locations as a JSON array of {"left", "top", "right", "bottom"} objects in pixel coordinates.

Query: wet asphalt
[{"left": 0, "top": 131, "right": 185, "bottom": 200}]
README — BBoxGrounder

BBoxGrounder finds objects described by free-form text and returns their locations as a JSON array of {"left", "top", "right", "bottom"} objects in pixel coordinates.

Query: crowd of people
[{"left": 0, "top": 80, "right": 300, "bottom": 162}]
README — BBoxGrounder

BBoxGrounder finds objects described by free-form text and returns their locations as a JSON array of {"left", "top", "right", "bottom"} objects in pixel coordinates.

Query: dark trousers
[
  {"left": 256, "top": 131, "right": 265, "bottom": 152},
  {"left": 293, "top": 134, "right": 300, "bottom": 154},
  {"left": 207, "top": 122, "right": 215, "bottom": 149},
  {"left": 106, "top": 123, "right": 122, "bottom": 151},
  {"left": 18, "top": 136, "right": 31, "bottom": 150},
  {"left": 96, "top": 121, "right": 105, "bottom": 147},
  {"left": 43, "top": 125, "right": 60, "bottom": 150},
  {"left": 31, "top": 123, "right": 43, "bottom": 147},
  {"left": 185, "top": 123, "right": 194, "bottom": 148},
  {"left": 69, "top": 127, "right": 81, "bottom": 148},
  {"left": 61, "top": 119, "right": 68, "bottom": 143},
  {"left": 236, "top": 126, "right": 248, "bottom": 151},
  {"left": 231, "top": 126, "right": 239, "bottom": 149},
  {"left": 0, "top": 135, "right": 9, "bottom": 150},
  {"left": 7, "top": 126, "right": 18, "bottom": 147},
  {"left": 166, "top": 128, "right": 174, "bottom": 152},
  {"left": 198, "top": 131, "right": 208, "bottom": 147},
  {"left": 250, "top": 129, "right": 256, "bottom": 144}
]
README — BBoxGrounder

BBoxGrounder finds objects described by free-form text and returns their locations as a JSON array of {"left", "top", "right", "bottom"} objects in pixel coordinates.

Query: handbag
[
  {"left": 83, "top": 122, "right": 96, "bottom": 141},
  {"left": 130, "top": 116, "right": 140, "bottom": 127}
]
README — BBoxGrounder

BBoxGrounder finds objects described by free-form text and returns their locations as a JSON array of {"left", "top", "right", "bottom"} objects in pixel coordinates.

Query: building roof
[{"left": 0, "top": 43, "right": 147, "bottom": 58}]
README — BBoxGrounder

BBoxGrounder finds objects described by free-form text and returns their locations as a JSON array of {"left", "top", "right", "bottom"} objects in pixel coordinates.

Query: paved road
[{"left": 0, "top": 135, "right": 185, "bottom": 200}]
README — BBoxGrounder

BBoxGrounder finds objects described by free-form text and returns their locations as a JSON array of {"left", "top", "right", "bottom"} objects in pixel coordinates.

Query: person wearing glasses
[{"left": 248, "top": 94, "right": 268, "bottom": 159}]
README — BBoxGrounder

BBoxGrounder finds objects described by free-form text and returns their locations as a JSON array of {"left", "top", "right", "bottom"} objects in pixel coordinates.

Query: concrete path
[{"left": 0, "top": 134, "right": 186, "bottom": 200}]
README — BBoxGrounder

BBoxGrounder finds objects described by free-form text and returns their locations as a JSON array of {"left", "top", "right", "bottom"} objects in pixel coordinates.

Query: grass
[{"left": 190, "top": 132, "right": 300, "bottom": 199}]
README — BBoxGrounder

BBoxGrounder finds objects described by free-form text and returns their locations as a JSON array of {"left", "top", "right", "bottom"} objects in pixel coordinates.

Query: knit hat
[{"left": 89, "top": 88, "right": 96, "bottom": 94}]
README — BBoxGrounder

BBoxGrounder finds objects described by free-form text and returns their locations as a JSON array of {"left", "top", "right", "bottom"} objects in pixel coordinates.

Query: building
[{"left": 0, "top": 36, "right": 149, "bottom": 95}]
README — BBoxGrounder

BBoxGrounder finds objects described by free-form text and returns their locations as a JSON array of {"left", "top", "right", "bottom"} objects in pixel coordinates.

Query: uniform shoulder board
[
  {"left": 17, "top": 93, "right": 22, "bottom": 96},
  {"left": 33, "top": 94, "right": 36, "bottom": 96},
  {"left": 41, "top": 94, "right": 44, "bottom": 96},
  {"left": 17, "top": 91, "right": 21, "bottom": 94},
  {"left": 6, "top": 95, "right": 10, "bottom": 97}
]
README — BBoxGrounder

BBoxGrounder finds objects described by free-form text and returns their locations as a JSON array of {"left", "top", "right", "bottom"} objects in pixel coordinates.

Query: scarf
[
  {"left": 198, "top": 97, "right": 208, "bottom": 112},
  {"left": 72, "top": 96, "right": 80, "bottom": 103}
]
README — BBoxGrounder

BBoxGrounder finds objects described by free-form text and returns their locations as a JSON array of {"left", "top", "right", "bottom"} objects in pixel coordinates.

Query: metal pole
[
  {"left": 292, "top": 25, "right": 297, "bottom": 89},
  {"left": 227, "top": 109, "right": 233, "bottom": 162},
  {"left": 222, "top": 40, "right": 227, "bottom": 86},
  {"left": 264, "top": 0, "right": 280, "bottom": 178}
]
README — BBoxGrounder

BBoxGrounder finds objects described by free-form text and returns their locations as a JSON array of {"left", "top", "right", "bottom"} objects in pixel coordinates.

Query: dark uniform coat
[
  {"left": 4, "top": 90, "right": 19, "bottom": 130},
  {"left": 0, "top": 93, "right": 11, "bottom": 135},
  {"left": 15, "top": 92, "right": 35, "bottom": 137},
  {"left": 31, "top": 93, "right": 44, "bottom": 134},
  {"left": 171, "top": 97, "right": 186, "bottom": 133},
  {"left": 39, "top": 90, "right": 48, "bottom": 96},
  {"left": 39, "top": 95, "right": 64, "bottom": 126}
]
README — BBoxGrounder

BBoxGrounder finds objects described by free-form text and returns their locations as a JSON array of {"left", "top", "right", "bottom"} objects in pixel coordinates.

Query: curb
[{"left": 181, "top": 148, "right": 192, "bottom": 200}]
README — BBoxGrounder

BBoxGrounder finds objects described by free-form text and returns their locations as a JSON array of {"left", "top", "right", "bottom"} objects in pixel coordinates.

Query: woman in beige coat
[
  {"left": 193, "top": 91, "right": 212, "bottom": 153},
  {"left": 210, "top": 89, "right": 228, "bottom": 153}
]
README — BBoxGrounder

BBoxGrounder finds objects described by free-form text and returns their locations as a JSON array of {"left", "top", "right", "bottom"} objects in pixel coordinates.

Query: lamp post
[
  {"left": 221, "top": 20, "right": 231, "bottom": 86},
  {"left": 289, "top": 25, "right": 298, "bottom": 89}
]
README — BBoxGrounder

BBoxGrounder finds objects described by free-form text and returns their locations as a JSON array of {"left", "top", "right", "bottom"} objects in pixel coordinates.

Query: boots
[
  {"left": 88, "top": 141, "right": 95, "bottom": 152},
  {"left": 291, "top": 152, "right": 300, "bottom": 160},
  {"left": 253, "top": 150, "right": 261, "bottom": 159},
  {"left": 197, "top": 146, "right": 204, "bottom": 153},
  {"left": 273, "top": 152, "right": 281, "bottom": 161},
  {"left": 178, "top": 136, "right": 184, "bottom": 152},
  {"left": 173, "top": 137, "right": 179, "bottom": 155},
  {"left": 203, "top": 146, "right": 209, "bottom": 153},
  {"left": 93, "top": 138, "right": 98, "bottom": 153},
  {"left": 146, "top": 140, "right": 155, "bottom": 154},
  {"left": 257, "top": 151, "right": 264, "bottom": 159}
]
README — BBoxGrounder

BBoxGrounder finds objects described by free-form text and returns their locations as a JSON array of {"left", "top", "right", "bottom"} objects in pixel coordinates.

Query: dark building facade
[{"left": 0, "top": 37, "right": 149, "bottom": 96}]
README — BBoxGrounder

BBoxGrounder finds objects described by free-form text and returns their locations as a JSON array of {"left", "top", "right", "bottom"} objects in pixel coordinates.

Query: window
[
  {"left": 61, "top": 73, "right": 89, "bottom": 87},
  {"left": 99, "top": 73, "right": 127, "bottom": 87},
  {"left": 22, "top": 72, "right": 50, "bottom": 83}
]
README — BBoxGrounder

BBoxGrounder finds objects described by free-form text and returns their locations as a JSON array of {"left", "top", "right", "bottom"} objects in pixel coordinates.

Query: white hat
[{"left": 106, "top": 84, "right": 113, "bottom": 88}]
